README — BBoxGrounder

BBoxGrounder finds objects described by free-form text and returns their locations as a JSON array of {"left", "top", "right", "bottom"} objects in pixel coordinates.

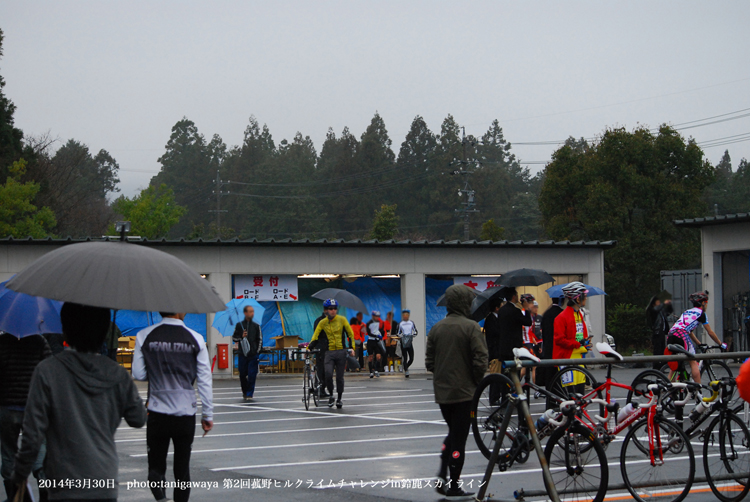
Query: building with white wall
[
  {"left": 0, "top": 237, "right": 614, "bottom": 376},
  {"left": 675, "top": 213, "right": 750, "bottom": 350}
]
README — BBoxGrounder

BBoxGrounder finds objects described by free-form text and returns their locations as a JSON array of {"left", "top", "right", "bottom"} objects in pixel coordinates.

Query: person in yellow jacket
[{"left": 309, "top": 299, "right": 355, "bottom": 408}]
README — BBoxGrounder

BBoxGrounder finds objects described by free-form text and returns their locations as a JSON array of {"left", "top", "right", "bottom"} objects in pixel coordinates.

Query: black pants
[
  {"left": 356, "top": 343, "right": 364, "bottom": 368},
  {"left": 316, "top": 348, "right": 328, "bottom": 392},
  {"left": 147, "top": 412, "right": 196, "bottom": 502},
  {"left": 325, "top": 349, "right": 347, "bottom": 398},
  {"left": 438, "top": 401, "right": 472, "bottom": 490},
  {"left": 367, "top": 340, "right": 384, "bottom": 372},
  {"left": 401, "top": 343, "right": 415, "bottom": 370},
  {"left": 652, "top": 333, "right": 666, "bottom": 369}
]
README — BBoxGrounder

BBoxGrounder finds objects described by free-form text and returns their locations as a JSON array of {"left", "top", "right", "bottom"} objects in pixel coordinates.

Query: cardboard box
[{"left": 271, "top": 335, "right": 301, "bottom": 349}]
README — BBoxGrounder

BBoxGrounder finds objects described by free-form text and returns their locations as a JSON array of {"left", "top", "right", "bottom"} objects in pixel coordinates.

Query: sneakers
[
  {"left": 375, "top": 371, "right": 380, "bottom": 378},
  {"left": 370, "top": 372, "right": 374, "bottom": 379},
  {"left": 328, "top": 396, "right": 335, "bottom": 408},
  {"left": 445, "top": 487, "right": 475, "bottom": 500},
  {"left": 336, "top": 399, "right": 342, "bottom": 409},
  {"left": 435, "top": 476, "right": 448, "bottom": 496},
  {"left": 405, "top": 369, "right": 410, "bottom": 378}
]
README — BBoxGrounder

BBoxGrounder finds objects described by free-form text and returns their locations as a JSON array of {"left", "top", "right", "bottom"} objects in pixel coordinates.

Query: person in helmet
[
  {"left": 309, "top": 299, "right": 355, "bottom": 408},
  {"left": 666, "top": 291, "right": 725, "bottom": 383},
  {"left": 553, "top": 282, "right": 593, "bottom": 394}
]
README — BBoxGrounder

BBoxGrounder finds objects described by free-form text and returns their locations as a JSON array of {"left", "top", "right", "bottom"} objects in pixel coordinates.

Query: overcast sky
[{"left": 2, "top": 1, "right": 749, "bottom": 197}]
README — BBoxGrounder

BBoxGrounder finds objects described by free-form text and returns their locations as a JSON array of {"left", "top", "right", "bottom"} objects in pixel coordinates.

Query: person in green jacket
[{"left": 426, "top": 284, "right": 488, "bottom": 500}]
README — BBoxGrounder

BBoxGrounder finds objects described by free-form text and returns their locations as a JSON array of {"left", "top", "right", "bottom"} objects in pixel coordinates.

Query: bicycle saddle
[
  {"left": 666, "top": 344, "right": 694, "bottom": 357},
  {"left": 513, "top": 347, "right": 540, "bottom": 362},
  {"left": 595, "top": 342, "right": 623, "bottom": 361}
]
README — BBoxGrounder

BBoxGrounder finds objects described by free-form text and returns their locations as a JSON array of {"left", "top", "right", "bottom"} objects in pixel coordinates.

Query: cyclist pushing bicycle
[
  {"left": 666, "top": 291, "right": 726, "bottom": 384},
  {"left": 309, "top": 298, "right": 356, "bottom": 408}
]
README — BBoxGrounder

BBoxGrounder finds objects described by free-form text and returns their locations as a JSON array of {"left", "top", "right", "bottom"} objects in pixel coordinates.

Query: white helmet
[{"left": 561, "top": 282, "right": 588, "bottom": 302}]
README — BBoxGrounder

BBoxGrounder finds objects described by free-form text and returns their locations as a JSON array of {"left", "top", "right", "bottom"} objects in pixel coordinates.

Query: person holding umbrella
[
  {"left": 496, "top": 288, "right": 533, "bottom": 365},
  {"left": 11, "top": 303, "right": 146, "bottom": 502},
  {"left": 232, "top": 306, "right": 263, "bottom": 401},
  {"left": 309, "top": 299, "right": 356, "bottom": 408}
]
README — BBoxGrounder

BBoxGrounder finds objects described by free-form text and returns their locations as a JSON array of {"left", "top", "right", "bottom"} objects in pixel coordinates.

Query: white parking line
[
  {"left": 116, "top": 421, "right": 426, "bottom": 442},
  {"left": 211, "top": 450, "right": 481, "bottom": 472},
  {"left": 129, "top": 433, "right": 446, "bottom": 457}
]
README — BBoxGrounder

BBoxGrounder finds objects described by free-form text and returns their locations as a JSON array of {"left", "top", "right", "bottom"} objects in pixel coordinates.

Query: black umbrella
[
  {"left": 6, "top": 241, "right": 226, "bottom": 313},
  {"left": 470, "top": 286, "right": 513, "bottom": 321},
  {"left": 311, "top": 288, "right": 368, "bottom": 314},
  {"left": 494, "top": 268, "right": 554, "bottom": 288}
]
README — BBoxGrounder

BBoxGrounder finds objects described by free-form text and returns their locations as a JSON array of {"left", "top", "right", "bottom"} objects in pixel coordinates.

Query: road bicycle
[
  {"left": 295, "top": 349, "right": 321, "bottom": 410},
  {"left": 676, "top": 377, "right": 750, "bottom": 502},
  {"left": 660, "top": 344, "right": 736, "bottom": 405},
  {"left": 473, "top": 355, "right": 609, "bottom": 502},
  {"left": 619, "top": 380, "right": 696, "bottom": 502}
]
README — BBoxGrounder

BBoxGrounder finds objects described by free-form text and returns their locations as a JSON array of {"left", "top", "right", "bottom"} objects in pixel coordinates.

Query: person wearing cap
[
  {"left": 309, "top": 299, "right": 355, "bottom": 408},
  {"left": 364, "top": 311, "right": 386, "bottom": 378},
  {"left": 396, "top": 310, "right": 419, "bottom": 378}
]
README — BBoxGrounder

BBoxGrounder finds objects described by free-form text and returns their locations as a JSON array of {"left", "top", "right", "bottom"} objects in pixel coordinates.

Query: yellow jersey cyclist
[{"left": 309, "top": 299, "right": 356, "bottom": 408}]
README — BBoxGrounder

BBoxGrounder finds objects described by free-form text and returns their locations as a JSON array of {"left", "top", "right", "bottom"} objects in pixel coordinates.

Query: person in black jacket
[
  {"left": 483, "top": 300, "right": 503, "bottom": 361},
  {"left": 312, "top": 311, "right": 329, "bottom": 398},
  {"left": 496, "top": 288, "right": 533, "bottom": 362},
  {"left": 646, "top": 296, "right": 672, "bottom": 369},
  {"left": 537, "top": 297, "right": 564, "bottom": 388},
  {"left": 232, "top": 306, "right": 263, "bottom": 401},
  {"left": 0, "top": 333, "right": 51, "bottom": 502}
]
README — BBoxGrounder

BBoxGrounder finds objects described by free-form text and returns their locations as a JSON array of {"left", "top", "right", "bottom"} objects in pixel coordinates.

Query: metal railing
[{"left": 473, "top": 350, "right": 750, "bottom": 502}]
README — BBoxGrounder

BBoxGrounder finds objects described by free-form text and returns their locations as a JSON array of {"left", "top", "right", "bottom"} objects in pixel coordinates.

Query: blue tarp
[{"left": 113, "top": 310, "right": 207, "bottom": 341}]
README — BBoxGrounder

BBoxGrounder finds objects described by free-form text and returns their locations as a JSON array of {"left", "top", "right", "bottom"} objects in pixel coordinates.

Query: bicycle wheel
[
  {"left": 543, "top": 420, "right": 608, "bottom": 502},
  {"left": 704, "top": 411, "right": 750, "bottom": 502},
  {"left": 627, "top": 369, "right": 676, "bottom": 415},
  {"left": 548, "top": 366, "right": 603, "bottom": 417},
  {"left": 471, "top": 373, "right": 520, "bottom": 460},
  {"left": 704, "top": 361, "right": 736, "bottom": 404},
  {"left": 620, "top": 417, "right": 695, "bottom": 502},
  {"left": 311, "top": 369, "right": 320, "bottom": 407},
  {"left": 302, "top": 365, "right": 311, "bottom": 410}
]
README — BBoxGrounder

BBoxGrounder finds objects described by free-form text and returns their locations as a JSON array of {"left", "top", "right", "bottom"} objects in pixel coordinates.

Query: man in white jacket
[{"left": 132, "top": 313, "right": 213, "bottom": 502}]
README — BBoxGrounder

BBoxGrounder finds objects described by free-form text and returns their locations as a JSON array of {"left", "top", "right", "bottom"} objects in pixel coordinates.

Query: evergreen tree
[
  {"left": 152, "top": 118, "right": 226, "bottom": 237},
  {"left": 0, "top": 159, "right": 56, "bottom": 238},
  {"left": 0, "top": 29, "right": 24, "bottom": 181},
  {"left": 370, "top": 204, "right": 399, "bottom": 240},
  {"left": 111, "top": 184, "right": 186, "bottom": 239}
]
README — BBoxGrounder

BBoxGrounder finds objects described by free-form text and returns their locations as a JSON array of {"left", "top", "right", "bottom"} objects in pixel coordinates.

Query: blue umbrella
[
  {"left": 0, "top": 280, "right": 63, "bottom": 337},
  {"left": 212, "top": 298, "right": 265, "bottom": 337},
  {"left": 546, "top": 283, "right": 607, "bottom": 299}
]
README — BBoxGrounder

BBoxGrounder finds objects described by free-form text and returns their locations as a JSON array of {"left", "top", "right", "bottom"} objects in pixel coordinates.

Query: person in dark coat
[
  {"left": 426, "top": 285, "right": 488, "bottom": 500},
  {"left": 0, "top": 334, "right": 51, "bottom": 502},
  {"left": 495, "top": 288, "right": 533, "bottom": 362},
  {"left": 538, "top": 297, "right": 564, "bottom": 388},
  {"left": 11, "top": 303, "right": 146, "bottom": 501},
  {"left": 483, "top": 300, "right": 503, "bottom": 361},
  {"left": 646, "top": 296, "right": 672, "bottom": 369},
  {"left": 232, "top": 306, "right": 263, "bottom": 401}
]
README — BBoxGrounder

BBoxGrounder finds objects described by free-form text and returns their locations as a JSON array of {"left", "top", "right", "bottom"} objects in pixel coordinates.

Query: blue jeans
[
  {"left": 237, "top": 353, "right": 259, "bottom": 397},
  {"left": 0, "top": 407, "right": 46, "bottom": 482}
]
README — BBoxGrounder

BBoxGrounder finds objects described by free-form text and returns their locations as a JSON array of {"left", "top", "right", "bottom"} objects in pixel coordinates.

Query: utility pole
[
  {"left": 452, "top": 127, "right": 479, "bottom": 240},
  {"left": 209, "top": 170, "right": 229, "bottom": 239}
]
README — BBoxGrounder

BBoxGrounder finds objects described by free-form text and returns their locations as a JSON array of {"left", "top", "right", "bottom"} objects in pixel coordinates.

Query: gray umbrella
[
  {"left": 494, "top": 268, "right": 555, "bottom": 288},
  {"left": 6, "top": 241, "right": 226, "bottom": 313},
  {"left": 312, "top": 288, "right": 368, "bottom": 314}
]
